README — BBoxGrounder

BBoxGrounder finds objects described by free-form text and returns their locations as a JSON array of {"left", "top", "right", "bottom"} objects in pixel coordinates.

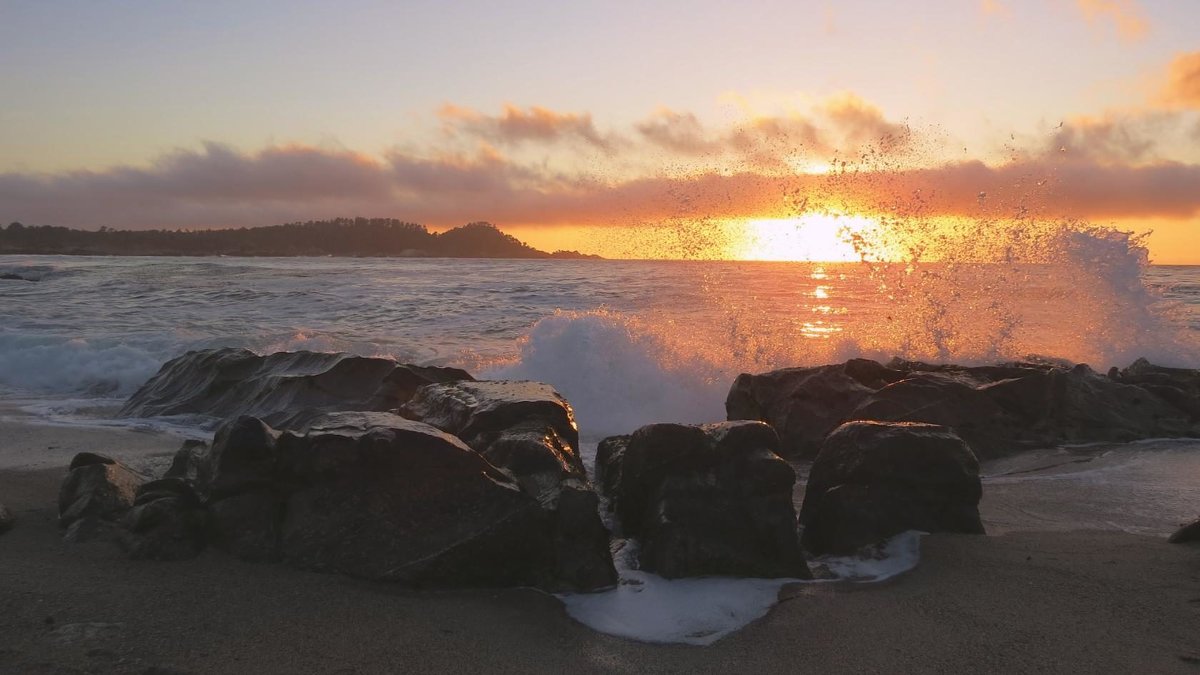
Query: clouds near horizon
[{"left": 3, "top": 110, "right": 1198, "bottom": 234}]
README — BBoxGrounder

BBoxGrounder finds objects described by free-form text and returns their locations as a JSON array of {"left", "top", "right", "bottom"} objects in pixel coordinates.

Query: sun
[{"left": 734, "top": 213, "right": 879, "bottom": 262}]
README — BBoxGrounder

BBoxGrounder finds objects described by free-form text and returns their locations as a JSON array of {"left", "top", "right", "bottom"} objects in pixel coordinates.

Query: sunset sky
[{"left": 2, "top": 0, "right": 1198, "bottom": 261}]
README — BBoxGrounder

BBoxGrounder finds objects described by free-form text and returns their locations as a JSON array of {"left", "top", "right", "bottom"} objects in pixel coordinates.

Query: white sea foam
[
  {"left": 559, "top": 532, "right": 923, "bottom": 646},
  {"left": 0, "top": 333, "right": 165, "bottom": 397},
  {"left": 485, "top": 310, "right": 730, "bottom": 438}
]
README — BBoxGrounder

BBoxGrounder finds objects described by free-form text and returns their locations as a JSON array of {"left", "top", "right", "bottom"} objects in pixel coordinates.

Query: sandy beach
[{"left": 1, "top": 415, "right": 1197, "bottom": 674}]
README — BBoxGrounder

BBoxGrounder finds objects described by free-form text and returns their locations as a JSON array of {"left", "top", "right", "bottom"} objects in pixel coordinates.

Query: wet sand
[{"left": 1, "top": 418, "right": 1198, "bottom": 674}]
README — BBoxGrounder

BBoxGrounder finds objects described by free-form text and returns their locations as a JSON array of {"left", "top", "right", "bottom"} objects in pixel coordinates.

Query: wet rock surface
[
  {"left": 119, "top": 347, "right": 472, "bottom": 427},
  {"left": 58, "top": 453, "right": 146, "bottom": 541},
  {"left": 402, "top": 380, "right": 615, "bottom": 589},
  {"left": 728, "top": 358, "right": 1200, "bottom": 459},
  {"left": 799, "top": 421, "right": 984, "bottom": 555},
  {"left": 597, "top": 421, "right": 809, "bottom": 579},
  {"left": 135, "top": 410, "right": 614, "bottom": 591},
  {"left": 99, "top": 357, "right": 619, "bottom": 592}
]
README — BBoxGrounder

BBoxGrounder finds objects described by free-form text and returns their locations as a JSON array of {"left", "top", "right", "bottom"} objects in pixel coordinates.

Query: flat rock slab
[{"left": 120, "top": 347, "right": 472, "bottom": 427}]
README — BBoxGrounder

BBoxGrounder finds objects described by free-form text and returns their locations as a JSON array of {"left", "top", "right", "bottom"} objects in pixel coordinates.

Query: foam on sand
[{"left": 558, "top": 532, "right": 923, "bottom": 646}]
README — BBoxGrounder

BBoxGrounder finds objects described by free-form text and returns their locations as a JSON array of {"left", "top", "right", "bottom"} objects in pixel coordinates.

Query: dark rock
[
  {"left": 598, "top": 421, "right": 809, "bottom": 579},
  {"left": 800, "top": 421, "right": 984, "bottom": 555},
  {"left": 726, "top": 359, "right": 904, "bottom": 458},
  {"left": 403, "top": 380, "right": 614, "bottom": 590},
  {"left": 853, "top": 373, "right": 1023, "bottom": 458},
  {"left": 1168, "top": 517, "right": 1200, "bottom": 544},
  {"left": 163, "top": 439, "right": 209, "bottom": 482},
  {"left": 62, "top": 516, "right": 123, "bottom": 544},
  {"left": 119, "top": 347, "right": 472, "bottom": 427},
  {"left": 730, "top": 358, "right": 1200, "bottom": 459},
  {"left": 203, "top": 416, "right": 280, "bottom": 497},
  {"left": 121, "top": 480, "right": 207, "bottom": 560},
  {"left": 402, "top": 380, "right": 581, "bottom": 461},
  {"left": 1115, "top": 358, "right": 1200, "bottom": 421},
  {"left": 58, "top": 454, "right": 145, "bottom": 531},
  {"left": 192, "top": 411, "right": 611, "bottom": 590},
  {"left": 595, "top": 434, "right": 629, "bottom": 499},
  {"left": 272, "top": 412, "right": 556, "bottom": 587},
  {"left": 68, "top": 451, "right": 117, "bottom": 471},
  {"left": 0, "top": 503, "right": 13, "bottom": 534},
  {"left": 208, "top": 490, "right": 284, "bottom": 562},
  {"left": 0, "top": 272, "right": 32, "bottom": 281}
]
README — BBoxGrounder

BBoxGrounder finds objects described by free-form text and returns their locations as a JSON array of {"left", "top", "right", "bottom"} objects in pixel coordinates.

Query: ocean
[
  {"left": 2, "top": 252, "right": 1199, "bottom": 643},
  {"left": 2, "top": 254, "right": 1198, "bottom": 438}
]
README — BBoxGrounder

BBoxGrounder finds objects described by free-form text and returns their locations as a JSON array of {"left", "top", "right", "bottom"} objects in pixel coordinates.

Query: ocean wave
[{"left": 0, "top": 333, "right": 165, "bottom": 397}]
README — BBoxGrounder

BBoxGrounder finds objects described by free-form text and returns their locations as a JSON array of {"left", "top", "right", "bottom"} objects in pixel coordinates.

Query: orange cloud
[
  {"left": 634, "top": 93, "right": 909, "bottom": 170},
  {"left": 1074, "top": 0, "right": 1148, "bottom": 42},
  {"left": 438, "top": 103, "right": 613, "bottom": 149},
  {"left": 2, "top": 98, "right": 1197, "bottom": 243},
  {"left": 3, "top": 141, "right": 1197, "bottom": 235},
  {"left": 1159, "top": 51, "right": 1200, "bottom": 109},
  {"left": 980, "top": 0, "right": 1010, "bottom": 17}
]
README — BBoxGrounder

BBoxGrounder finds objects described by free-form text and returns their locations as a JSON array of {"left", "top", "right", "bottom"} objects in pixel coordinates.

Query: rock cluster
[
  {"left": 597, "top": 421, "right": 810, "bottom": 579},
  {"left": 728, "top": 358, "right": 1200, "bottom": 459},
  {"left": 68, "top": 363, "right": 618, "bottom": 592}
]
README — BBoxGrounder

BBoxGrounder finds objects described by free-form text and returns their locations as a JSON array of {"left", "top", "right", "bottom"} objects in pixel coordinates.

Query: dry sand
[{"left": 1, "top": 417, "right": 1198, "bottom": 674}]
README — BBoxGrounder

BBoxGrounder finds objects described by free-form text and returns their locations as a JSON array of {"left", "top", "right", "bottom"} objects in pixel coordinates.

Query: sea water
[{"left": 2, "top": 253, "right": 1199, "bottom": 644}]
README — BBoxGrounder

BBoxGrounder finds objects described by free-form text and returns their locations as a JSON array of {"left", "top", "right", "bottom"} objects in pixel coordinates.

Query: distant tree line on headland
[{"left": 0, "top": 218, "right": 600, "bottom": 259}]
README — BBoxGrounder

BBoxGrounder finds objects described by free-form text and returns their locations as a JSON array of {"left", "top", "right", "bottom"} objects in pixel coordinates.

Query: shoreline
[{"left": 1, "top": 417, "right": 1197, "bottom": 672}]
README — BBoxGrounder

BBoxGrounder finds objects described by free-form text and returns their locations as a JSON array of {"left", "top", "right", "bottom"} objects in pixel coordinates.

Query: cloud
[
  {"left": 1073, "top": 0, "right": 1148, "bottom": 42},
  {"left": 635, "top": 93, "right": 909, "bottom": 169},
  {"left": 438, "top": 103, "right": 613, "bottom": 149},
  {"left": 2, "top": 98, "right": 1197, "bottom": 236},
  {"left": 3, "top": 138, "right": 1198, "bottom": 235},
  {"left": 1158, "top": 51, "right": 1200, "bottom": 109},
  {"left": 980, "top": 0, "right": 1010, "bottom": 17},
  {"left": 1044, "top": 114, "right": 1161, "bottom": 164}
]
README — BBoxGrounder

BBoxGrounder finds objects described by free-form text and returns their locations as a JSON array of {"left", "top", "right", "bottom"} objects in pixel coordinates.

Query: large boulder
[
  {"left": 119, "top": 348, "right": 472, "bottom": 427},
  {"left": 58, "top": 453, "right": 146, "bottom": 541},
  {"left": 198, "top": 412, "right": 611, "bottom": 591},
  {"left": 730, "top": 358, "right": 1200, "bottom": 459},
  {"left": 597, "top": 421, "right": 809, "bottom": 579},
  {"left": 402, "top": 380, "right": 615, "bottom": 590},
  {"left": 799, "top": 421, "right": 984, "bottom": 555}
]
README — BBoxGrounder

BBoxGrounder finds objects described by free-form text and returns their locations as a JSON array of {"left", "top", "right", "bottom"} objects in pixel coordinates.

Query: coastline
[{"left": 2, "top": 415, "right": 1197, "bottom": 673}]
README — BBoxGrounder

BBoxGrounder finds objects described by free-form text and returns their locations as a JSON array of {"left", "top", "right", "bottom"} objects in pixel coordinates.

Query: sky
[{"left": 1, "top": 0, "right": 1198, "bottom": 261}]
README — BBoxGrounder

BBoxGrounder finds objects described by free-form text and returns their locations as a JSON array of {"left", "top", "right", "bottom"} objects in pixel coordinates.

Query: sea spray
[{"left": 484, "top": 310, "right": 729, "bottom": 438}]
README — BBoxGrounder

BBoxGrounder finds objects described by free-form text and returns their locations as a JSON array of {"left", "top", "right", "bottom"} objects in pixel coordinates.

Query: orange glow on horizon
[{"left": 733, "top": 213, "right": 882, "bottom": 262}]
